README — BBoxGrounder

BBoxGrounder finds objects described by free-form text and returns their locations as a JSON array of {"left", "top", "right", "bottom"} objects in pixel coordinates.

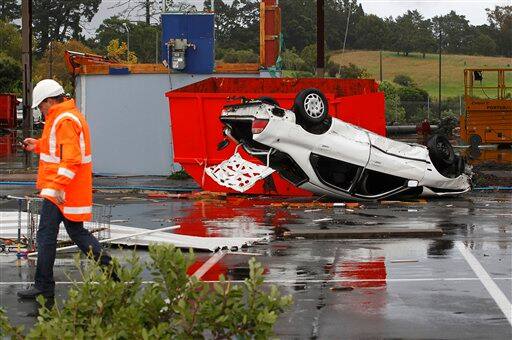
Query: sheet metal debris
[{"left": 0, "top": 212, "right": 264, "bottom": 252}]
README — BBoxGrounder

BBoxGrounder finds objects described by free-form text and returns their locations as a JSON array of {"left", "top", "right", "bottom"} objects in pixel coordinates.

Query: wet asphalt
[{"left": 1, "top": 180, "right": 511, "bottom": 338}]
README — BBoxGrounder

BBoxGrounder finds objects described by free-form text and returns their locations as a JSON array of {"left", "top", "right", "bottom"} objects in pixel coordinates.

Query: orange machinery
[{"left": 460, "top": 68, "right": 512, "bottom": 145}]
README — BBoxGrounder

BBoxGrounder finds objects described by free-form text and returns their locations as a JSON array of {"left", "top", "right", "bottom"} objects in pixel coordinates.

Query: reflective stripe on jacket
[{"left": 34, "top": 99, "right": 93, "bottom": 221}]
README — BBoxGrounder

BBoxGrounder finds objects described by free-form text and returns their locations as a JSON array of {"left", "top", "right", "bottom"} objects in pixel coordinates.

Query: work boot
[{"left": 17, "top": 286, "right": 55, "bottom": 299}]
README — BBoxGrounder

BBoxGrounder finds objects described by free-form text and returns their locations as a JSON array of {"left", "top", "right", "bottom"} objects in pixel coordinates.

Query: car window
[
  {"left": 309, "top": 153, "right": 362, "bottom": 191},
  {"left": 354, "top": 169, "right": 407, "bottom": 197}
]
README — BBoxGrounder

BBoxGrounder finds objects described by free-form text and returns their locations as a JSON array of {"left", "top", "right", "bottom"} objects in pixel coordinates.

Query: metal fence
[
  {"left": 6, "top": 197, "right": 111, "bottom": 253},
  {"left": 387, "top": 97, "right": 466, "bottom": 125}
]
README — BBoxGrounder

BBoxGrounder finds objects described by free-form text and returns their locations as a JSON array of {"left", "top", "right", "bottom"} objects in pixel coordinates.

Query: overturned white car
[{"left": 216, "top": 88, "right": 472, "bottom": 200}]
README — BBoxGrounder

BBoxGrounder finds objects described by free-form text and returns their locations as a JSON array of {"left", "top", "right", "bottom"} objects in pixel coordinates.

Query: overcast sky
[{"left": 83, "top": 0, "right": 510, "bottom": 37}]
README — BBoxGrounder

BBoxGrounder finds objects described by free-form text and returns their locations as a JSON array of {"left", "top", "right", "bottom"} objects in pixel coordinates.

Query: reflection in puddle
[
  {"left": 334, "top": 258, "right": 387, "bottom": 288},
  {"left": 175, "top": 198, "right": 294, "bottom": 239},
  {"left": 461, "top": 147, "right": 512, "bottom": 165},
  {"left": 427, "top": 240, "right": 454, "bottom": 256}
]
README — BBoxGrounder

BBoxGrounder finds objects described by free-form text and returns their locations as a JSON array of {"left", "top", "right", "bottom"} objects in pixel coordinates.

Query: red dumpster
[
  {"left": 0, "top": 131, "right": 15, "bottom": 158},
  {"left": 166, "top": 77, "right": 385, "bottom": 196},
  {"left": 0, "top": 94, "right": 18, "bottom": 129}
]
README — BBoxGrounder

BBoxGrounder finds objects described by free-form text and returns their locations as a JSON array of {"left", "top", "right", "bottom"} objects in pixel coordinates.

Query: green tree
[
  {"left": 0, "top": 52, "right": 21, "bottom": 93},
  {"left": 205, "top": 0, "right": 259, "bottom": 52},
  {"left": 111, "top": 0, "right": 161, "bottom": 25},
  {"left": 0, "top": 0, "right": 20, "bottom": 22},
  {"left": 94, "top": 18, "right": 161, "bottom": 63},
  {"left": 470, "top": 31, "right": 497, "bottom": 56},
  {"left": 280, "top": 0, "right": 316, "bottom": 52},
  {"left": 486, "top": 5, "right": 512, "bottom": 56},
  {"left": 432, "top": 11, "right": 471, "bottom": 54},
  {"left": 394, "top": 10, "right": 426, "bottom": 56},
  {"left": 0, "top": 20, "right": 21, "bottom": 60},
  {"left": 324, "top": 0, "right": 365, "bottom": 51},
  {"left": 354, "top": 14, "right": 390, "bottom": 50},
  {"left": 416, "top": 19, "right": 436, "bottom": 57},
  {"left": 33, "top": 40, "right": 94, "bottom": 93},
  {"left": 33, "top": 0, "right": 101, "bottom": 55}
]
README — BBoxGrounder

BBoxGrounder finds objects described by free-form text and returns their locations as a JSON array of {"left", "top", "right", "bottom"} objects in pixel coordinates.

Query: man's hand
[
  {"left": 23, "top": 138, "right": 38, "bottom": 152},
  {"left": 55, "top": 190, "right": 66, "bottom": 205}
]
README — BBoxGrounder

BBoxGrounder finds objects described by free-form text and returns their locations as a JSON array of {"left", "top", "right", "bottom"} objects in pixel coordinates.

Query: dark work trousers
[{"left": 35, "top": 199, "right": 111, "bottom": 292}]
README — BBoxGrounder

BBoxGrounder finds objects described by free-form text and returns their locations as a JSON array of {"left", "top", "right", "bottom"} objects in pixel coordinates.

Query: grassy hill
[{"left": 328, "top": 50, "right": 512, "bottom": 98}]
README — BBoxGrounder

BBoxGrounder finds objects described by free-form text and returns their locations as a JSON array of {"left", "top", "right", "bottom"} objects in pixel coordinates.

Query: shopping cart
[{"left": 2, "top": 196, "right": 111, "bottom": 256}]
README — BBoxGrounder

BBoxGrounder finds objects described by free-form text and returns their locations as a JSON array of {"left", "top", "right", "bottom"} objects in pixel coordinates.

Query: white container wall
[{"left": 75, "top": 73, "right": 259, "bottom": 176}]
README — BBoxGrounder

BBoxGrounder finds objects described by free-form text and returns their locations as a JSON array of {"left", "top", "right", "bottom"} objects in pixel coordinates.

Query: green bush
[
  {"left": 337, "top": 63, "right": 369, "bottom": 79},
  {"left": 222, "top": 49, "right": 258, "bottom": 63},
  {"left": 289, "top": 70, "right": 315, "bottom": 78},
  {"left": 379, "top": 81, "right": 406, "bottom": 124},
  {"left": 167, "top": 169, "right": 191, "bottom": 180},
  {"left": 281, "top": 48, "right": 306, "bottom": 71},
  {"left": 393, "top": 74, "right": 416, "bottom": 87},
  {"left": 396, "top": 86, "right": 430, "bottom": 122},
  {"left": 300, "top": 44, "right": 317, "bottom": 73},
  {"left": 0, "top": 245, "right": 292, "bottom": 339}
]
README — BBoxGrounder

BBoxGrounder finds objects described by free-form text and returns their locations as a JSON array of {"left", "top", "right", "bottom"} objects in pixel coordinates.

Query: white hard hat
[{"left": 32, "top": 79, "right": 65, "bottom": 108}]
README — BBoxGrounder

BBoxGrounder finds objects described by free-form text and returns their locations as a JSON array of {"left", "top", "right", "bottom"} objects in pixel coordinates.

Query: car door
[
  {"left": 351, "top": 132, "right": 428, "bottom": 199},
  {"left": 308, "top": 119, "right": 371, "bottom": 193}
]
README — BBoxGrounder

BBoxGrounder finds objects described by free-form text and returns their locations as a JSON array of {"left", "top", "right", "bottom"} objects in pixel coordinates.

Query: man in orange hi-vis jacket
[{"left": 17, "top": 79, "right": 115, "bottom": 299}]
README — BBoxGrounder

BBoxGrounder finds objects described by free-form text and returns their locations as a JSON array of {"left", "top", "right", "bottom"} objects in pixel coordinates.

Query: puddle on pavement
[
  {"left": 174, "top": 198, "right": 296, "bottom": 238},
  {"left": 460, "top": 147, "right": 512, "bottom": 165}
]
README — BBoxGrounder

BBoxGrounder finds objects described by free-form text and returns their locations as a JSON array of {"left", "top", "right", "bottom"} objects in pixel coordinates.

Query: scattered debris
[
  {"left": 271, "top": 202, "right": 360, "bottom": 209},
  {"left": 314, "top": 218, "right": 333, "bottom": 223},
  {"left": 1, "top": 212, "right": 265, "bottom": 252},
  {"left": 284, "top": 228, "right": 444, "bottom": 239},
  {"left": 330, "top": 286, "right": 354, "bottom": 292}
]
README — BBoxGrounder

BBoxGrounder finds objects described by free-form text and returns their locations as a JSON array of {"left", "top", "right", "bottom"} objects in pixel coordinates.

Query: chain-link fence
[{"left": 386, "top": 97, "right": 466, "bottom": 125}]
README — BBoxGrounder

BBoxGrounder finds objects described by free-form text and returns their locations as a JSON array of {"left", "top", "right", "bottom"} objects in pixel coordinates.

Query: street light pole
[
  {"left": 21, "top": 0, "right": 33, "bottom": 169},
  {"left": 123, "top": 23, "right": 130, "bottom": 61},
  {"left": 49, "top": 41, "right": 53, "bottom": 78},
  {"left": 438, "top": 20, "right": 442, "bottom": 121}
]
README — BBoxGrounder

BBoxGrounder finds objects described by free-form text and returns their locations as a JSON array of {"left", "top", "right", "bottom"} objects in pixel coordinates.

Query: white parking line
[{"left": 455, "top": 241, "right": 512, "bottom": 326}]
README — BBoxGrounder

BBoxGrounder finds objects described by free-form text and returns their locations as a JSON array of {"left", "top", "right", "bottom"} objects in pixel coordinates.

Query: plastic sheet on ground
[{"left": 0, "top": 212, "right": 264, "bottom": 252}]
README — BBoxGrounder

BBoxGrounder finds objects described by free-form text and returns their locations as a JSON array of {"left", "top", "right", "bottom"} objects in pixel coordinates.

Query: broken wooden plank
[{"left": 283, "top": 228, "right": 443, "bottom": 239}]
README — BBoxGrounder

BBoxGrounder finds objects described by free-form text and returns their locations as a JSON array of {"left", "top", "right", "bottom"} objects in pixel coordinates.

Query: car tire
[
  {"left": 257, "top": 96, "right": 279, "bottom": 107},
  {"left": 293, "top": 88, "right": 328, "bottom": 125},
  {"left": 427, "top": 134, "right": 455, "bottom": 166}
]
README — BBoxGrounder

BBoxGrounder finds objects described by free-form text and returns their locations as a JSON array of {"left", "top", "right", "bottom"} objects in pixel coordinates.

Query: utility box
[{"left": 161, "top": 13, "right": 214, "bottom": 74}]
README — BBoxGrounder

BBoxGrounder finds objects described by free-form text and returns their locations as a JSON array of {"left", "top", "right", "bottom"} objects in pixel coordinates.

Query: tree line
[
  {"left": 210, "top": 0, "right": 511, "bottom": 58},
  {"left": 0, "top": 0, "right": 510, "bottom": 94}
]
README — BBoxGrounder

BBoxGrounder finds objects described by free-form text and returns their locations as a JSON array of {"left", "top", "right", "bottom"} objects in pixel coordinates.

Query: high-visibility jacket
[{"left": 33, "top": 99, "right": 93, "bottom": 221}]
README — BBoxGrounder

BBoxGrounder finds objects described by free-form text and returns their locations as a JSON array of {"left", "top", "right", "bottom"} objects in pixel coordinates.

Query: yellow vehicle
[{"left": 460, "top": 68, "right": 512, "bottom": 145}]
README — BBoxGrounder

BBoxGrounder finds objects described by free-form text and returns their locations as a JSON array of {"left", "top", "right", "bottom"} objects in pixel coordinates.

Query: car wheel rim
[{"left": 304, "top": 93, "right": 324, "bottom": 118}]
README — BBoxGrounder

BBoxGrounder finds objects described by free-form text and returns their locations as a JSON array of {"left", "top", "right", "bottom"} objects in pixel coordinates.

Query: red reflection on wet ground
[
  {"left": 335, "top": 257, "right": 387, "bottom": 288},
  {"left": 187, "top": 261, "right": 228, "bottom": 281},
  {"left": 175, "top": 196, "right": 294, "bottom": 238}
]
